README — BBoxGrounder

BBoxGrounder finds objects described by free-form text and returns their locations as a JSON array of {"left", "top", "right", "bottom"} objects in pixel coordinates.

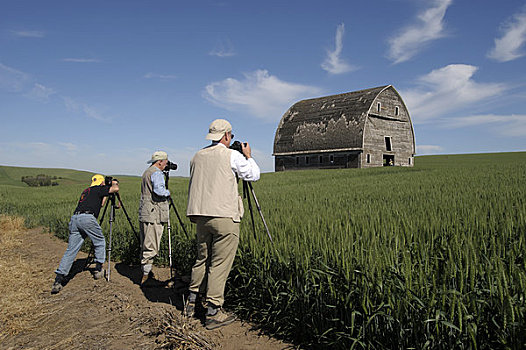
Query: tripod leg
[
  {"left": 167, "top": 219, "right": 173, "bottom": 281},
  {"left": 115, "top": 193, "right": 139, "bottom": 240},
  {"left": 243, "top": 181, "right": 257, "bottom": 241},
  {"left": 99, "top": 198, "right": 109, "bottom": 225},
  {"left": 106, "top": 202, "right": 115, "bottom": 282},
  {"left": 169, "top": 197, "right": 189, "bottom": 239},
  {"left": 248, "top": 182, "right": 273, "bottom": 243},
  {"left": 84, "top": 246, "right": 95, "bottom": 271}
]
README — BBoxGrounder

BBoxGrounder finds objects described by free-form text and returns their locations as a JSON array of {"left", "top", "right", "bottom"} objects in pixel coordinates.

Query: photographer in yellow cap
[{"left": 51, "top": 174, "right": 119, "bottom": 294}]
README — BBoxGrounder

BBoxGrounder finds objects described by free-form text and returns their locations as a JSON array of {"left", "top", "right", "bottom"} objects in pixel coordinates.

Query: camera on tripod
[
  {"left": 104, "top": 176, "right": 113, "bottom": 186},
  {"left": 230, "top": 141, "right": 247, "bottom": 155},
  {"left": 165, "top": 161, "right": 178, "bottom": 171}
]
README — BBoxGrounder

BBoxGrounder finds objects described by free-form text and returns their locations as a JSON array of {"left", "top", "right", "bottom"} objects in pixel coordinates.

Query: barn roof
[{"left": 273, "top": 85, "right": 391, "bottom": 155}]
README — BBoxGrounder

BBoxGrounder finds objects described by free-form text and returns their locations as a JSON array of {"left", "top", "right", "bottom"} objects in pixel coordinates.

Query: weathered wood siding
[{"left": 362, "top": 88, "right": 415, "bottom": 167}]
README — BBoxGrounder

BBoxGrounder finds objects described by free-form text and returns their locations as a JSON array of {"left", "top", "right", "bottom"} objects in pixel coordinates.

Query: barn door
[{"left": 383, "top": 154, "right": 394, "bottom": 166}]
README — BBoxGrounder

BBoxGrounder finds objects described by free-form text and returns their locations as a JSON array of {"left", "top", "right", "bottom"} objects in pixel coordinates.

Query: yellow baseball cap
[{"left": 91, "top": 174, "right": 104, "bottom": 187}]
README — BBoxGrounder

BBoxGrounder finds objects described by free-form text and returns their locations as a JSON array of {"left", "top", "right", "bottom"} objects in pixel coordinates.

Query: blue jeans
[{"left": 55, "top": 213, "right": 106, "bottom": 276}]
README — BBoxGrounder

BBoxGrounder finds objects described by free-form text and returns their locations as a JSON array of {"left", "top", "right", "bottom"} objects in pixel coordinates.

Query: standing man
[
  {"left": 185, "top": 119, "right": 260, "bottom": 330},
  {"left": 51, "top": 174, "right": 119, "bottom": 294},
  {"left": 139, "top": 150, "right": 171, "bottom": 285}
]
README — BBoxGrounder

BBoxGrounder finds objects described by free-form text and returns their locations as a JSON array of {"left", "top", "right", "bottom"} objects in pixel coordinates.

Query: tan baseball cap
[
  {"left": 147, "top": 150, "right": 168, "bottom": 164},
  {"left": 91, "top": 174, "right": 104, "bottom": 187},
  {"left": 206, "top": 119, "right": 232, "bottom": 141}
]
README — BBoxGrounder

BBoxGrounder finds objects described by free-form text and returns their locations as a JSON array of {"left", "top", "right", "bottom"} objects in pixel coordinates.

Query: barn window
[
  {"left": 366, "top": 154, "right": 371, "bottom": 163},
  {"left": 306, "top": 156, "right": 310, "bottom": 165},
  {"left": 385, "top": 137, "right": 392, "bottom": 151},
  {"left": 330, "top": 155, "right": 334, "bottom": 163},
  {"left": 408, "top": 157, "right": 412, "bottom": 165},
  {"left": 395, "top": 106, "right": 399, "bottom": 116},
  {"left": 319, "top": 155, "right": 323, "bottom": 163},
  {"left": 295, "top": 157, "right": 299, "bottom": 165},
  {"left": 377, "top": 102, "right": 381, "bottom": 113}
]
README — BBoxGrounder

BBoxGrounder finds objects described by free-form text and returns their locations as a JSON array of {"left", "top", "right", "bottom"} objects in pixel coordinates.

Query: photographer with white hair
[
  {"left": 185, "top": 119, "right": 260, "bottom": 330},
  {"left": 138, "top": 150, "right": 172, "bottom": 285}
]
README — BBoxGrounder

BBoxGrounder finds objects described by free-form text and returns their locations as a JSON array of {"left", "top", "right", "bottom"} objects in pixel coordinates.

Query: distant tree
[{"left": 21, "top": 174, "right": 58, "bottom": 187}]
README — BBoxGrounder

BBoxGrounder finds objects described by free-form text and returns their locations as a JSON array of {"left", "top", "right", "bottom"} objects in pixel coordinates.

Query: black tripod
[
  {"left": 242, "top": 180, "right": 273, "bottom": 243},
  {"left": 85, "top": 192, "right": 138, "bottom": 282},
  {"left": 163, "top": 170, "right": 189, "bottom": 281}
]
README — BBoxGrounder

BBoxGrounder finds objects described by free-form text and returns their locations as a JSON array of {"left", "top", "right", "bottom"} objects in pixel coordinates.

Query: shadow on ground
[{"left": 114, "top": 262, "right": 187, "bottom": 309}]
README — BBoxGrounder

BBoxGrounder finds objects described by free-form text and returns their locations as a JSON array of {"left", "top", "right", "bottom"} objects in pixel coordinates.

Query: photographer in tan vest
[
  {"left": 185, "top": 119, "right": 260, "bottom": 330},
  {"left": 139, "top": 151, "right": 171, "bottom": 285}
]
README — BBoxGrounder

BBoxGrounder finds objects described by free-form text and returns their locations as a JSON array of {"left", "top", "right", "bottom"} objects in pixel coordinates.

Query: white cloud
[
  {"left": 321, "top": 23, "right": 356, "bottom": 74},
  {"left": 446, "top": 114, "right": 526, "bottom": 136},
  {"left": 26, "top": 83, "right": 56, "bottom": 102},
  {"left": 62, "top": 96, "right": 112, "bottom": 122},
  {"left": 204, "top": 69, "right": 321, "bottom": 120},
  {"left": 144, "top": 72, "right": 177, "bottom": 80},
  {"left": 209, "top": 38, "right": 236, "bottom": 57},
  {"left": 487, "top": 7, "right": 526, "bottom": 62},
  {"left": 388, "top": 0, "right": 452, "bottom": 64},
  {"left": 416, "top": 145, "right": 444, "bottom": 154},
  {"left": 11, "top": 30, "right": 45, "bottom": 38},
  {"left": 59, "top": 142, "right": 78, "bottom": 152},
  {"left": 401, "top": 64, "right": 507, "bottom": 122},
  {"left": 0, "top": 62, "right": 31, "bottom": 92},
  {"left": 62, "top": 58, "right": 101, "bottom": 63}
]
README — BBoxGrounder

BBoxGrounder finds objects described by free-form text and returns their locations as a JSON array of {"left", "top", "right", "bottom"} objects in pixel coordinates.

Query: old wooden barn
[{"left": 273, "top": 85, "right": 415, "bottom": 171}]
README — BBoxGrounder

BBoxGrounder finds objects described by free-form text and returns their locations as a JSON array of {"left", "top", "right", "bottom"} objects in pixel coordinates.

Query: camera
[
  {"left": 229, "top": 140, "right": 247, "bottom": 155},
  {"left": 165, "top": 160, "right": 178, "bottom": 171},
  {"left": 104, "top": 176, "right": 113, "bottom": 186}
]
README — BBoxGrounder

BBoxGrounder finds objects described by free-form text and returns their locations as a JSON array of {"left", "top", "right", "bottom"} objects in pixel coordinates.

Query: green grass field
[{"left": 1, "top": 152, "right": 525, "bottom": 349}]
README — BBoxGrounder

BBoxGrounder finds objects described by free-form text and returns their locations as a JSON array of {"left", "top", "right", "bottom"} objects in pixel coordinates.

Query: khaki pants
[
  {"left": 140, "top": 221, "right": 165, "bottom": 266},
  {"left": 189, "top": 216, "right": 240, "bottom": 307}
]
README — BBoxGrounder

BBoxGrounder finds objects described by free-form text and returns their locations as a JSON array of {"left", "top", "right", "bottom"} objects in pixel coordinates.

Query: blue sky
[{"left": 1, "top": 0, "right": 525, "bottom": 176}]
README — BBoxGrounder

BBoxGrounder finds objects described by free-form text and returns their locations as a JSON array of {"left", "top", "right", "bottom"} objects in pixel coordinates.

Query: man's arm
[
  {"left": 151, "top": 171, "right": 171, "bottom": 197},
  {"left": 102, "top": 180, "right": 119, "bottom": 207},
  {"left": 231, "top": 143, "right": 260, "bottom": 182}
]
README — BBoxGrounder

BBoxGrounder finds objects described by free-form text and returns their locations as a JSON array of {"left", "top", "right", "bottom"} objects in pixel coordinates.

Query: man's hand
[
  {"left": 241, "top": 142, "right": 252, "bottom": 159},
  {"left": 109, "top": 180, "right": 120, "bottom": 194}
]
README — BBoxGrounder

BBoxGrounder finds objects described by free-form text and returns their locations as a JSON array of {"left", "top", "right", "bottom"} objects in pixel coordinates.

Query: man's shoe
[
  {"left": 140, "top": 271, "right": 155, "bottom": 286},
  {"left": 51, "top": 281, "right": 63, "bottom": 294},
  {"left": 51, "top": 274, "right": 65, "bottom": 294},
  {"left": 92, "top": 269, "right": 105, "bottom": 280},
  {"left": 205, "top": 308, "right": 236, "bottom": 330},
  {"left": 184, "top": 300, "right": 195, "bottom": 318}
]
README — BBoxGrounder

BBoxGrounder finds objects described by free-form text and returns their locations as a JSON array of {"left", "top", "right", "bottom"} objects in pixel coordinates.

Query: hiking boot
[
  {"left": 205, "top": 308, "right": 236, "bottom": 330},
  {"left": 184, "top": 301, "right": 195, "bottom": 318},
  {"left": 140, "top": 271, "right": 155, "bottom": 286},
  {"left": 51, "top": 274, "right": 65, "bottom": 294},
  {"left": 92, "top": 263, "right": 105, "bottom": 280},
  {"left": 92, "top": 269, "right": 105, "bottom": 280},
  {"left": 183, "top": 292, "right": 197, "bottom": 318}
]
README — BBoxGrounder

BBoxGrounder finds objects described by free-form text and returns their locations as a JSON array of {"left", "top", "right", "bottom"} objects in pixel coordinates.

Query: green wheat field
[{"left": 1, "top": 152, "right": 525, "bottom": 349}]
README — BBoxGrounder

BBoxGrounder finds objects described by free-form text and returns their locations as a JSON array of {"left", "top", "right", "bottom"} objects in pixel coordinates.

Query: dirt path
[{"left": 0, "top": 225, "right": 292, "bottom": 350}]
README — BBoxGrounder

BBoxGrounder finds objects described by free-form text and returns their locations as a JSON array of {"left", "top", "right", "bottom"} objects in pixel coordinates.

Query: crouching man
[{"left": 51, "top": 174, "right": 119, "bottom": 294}]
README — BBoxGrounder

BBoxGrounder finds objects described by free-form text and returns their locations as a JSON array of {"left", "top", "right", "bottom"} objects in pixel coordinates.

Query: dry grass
[{"left": 0, "top": 214, "right": 41, "bottom": 340}]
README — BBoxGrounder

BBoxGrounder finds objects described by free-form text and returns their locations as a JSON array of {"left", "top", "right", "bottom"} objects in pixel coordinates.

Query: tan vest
[
  {"left": 186, "top": 144, "right": 244, "bottom": 222},
  {"left": 139, "top": 165, "right": 169, "bottom": 223}
]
